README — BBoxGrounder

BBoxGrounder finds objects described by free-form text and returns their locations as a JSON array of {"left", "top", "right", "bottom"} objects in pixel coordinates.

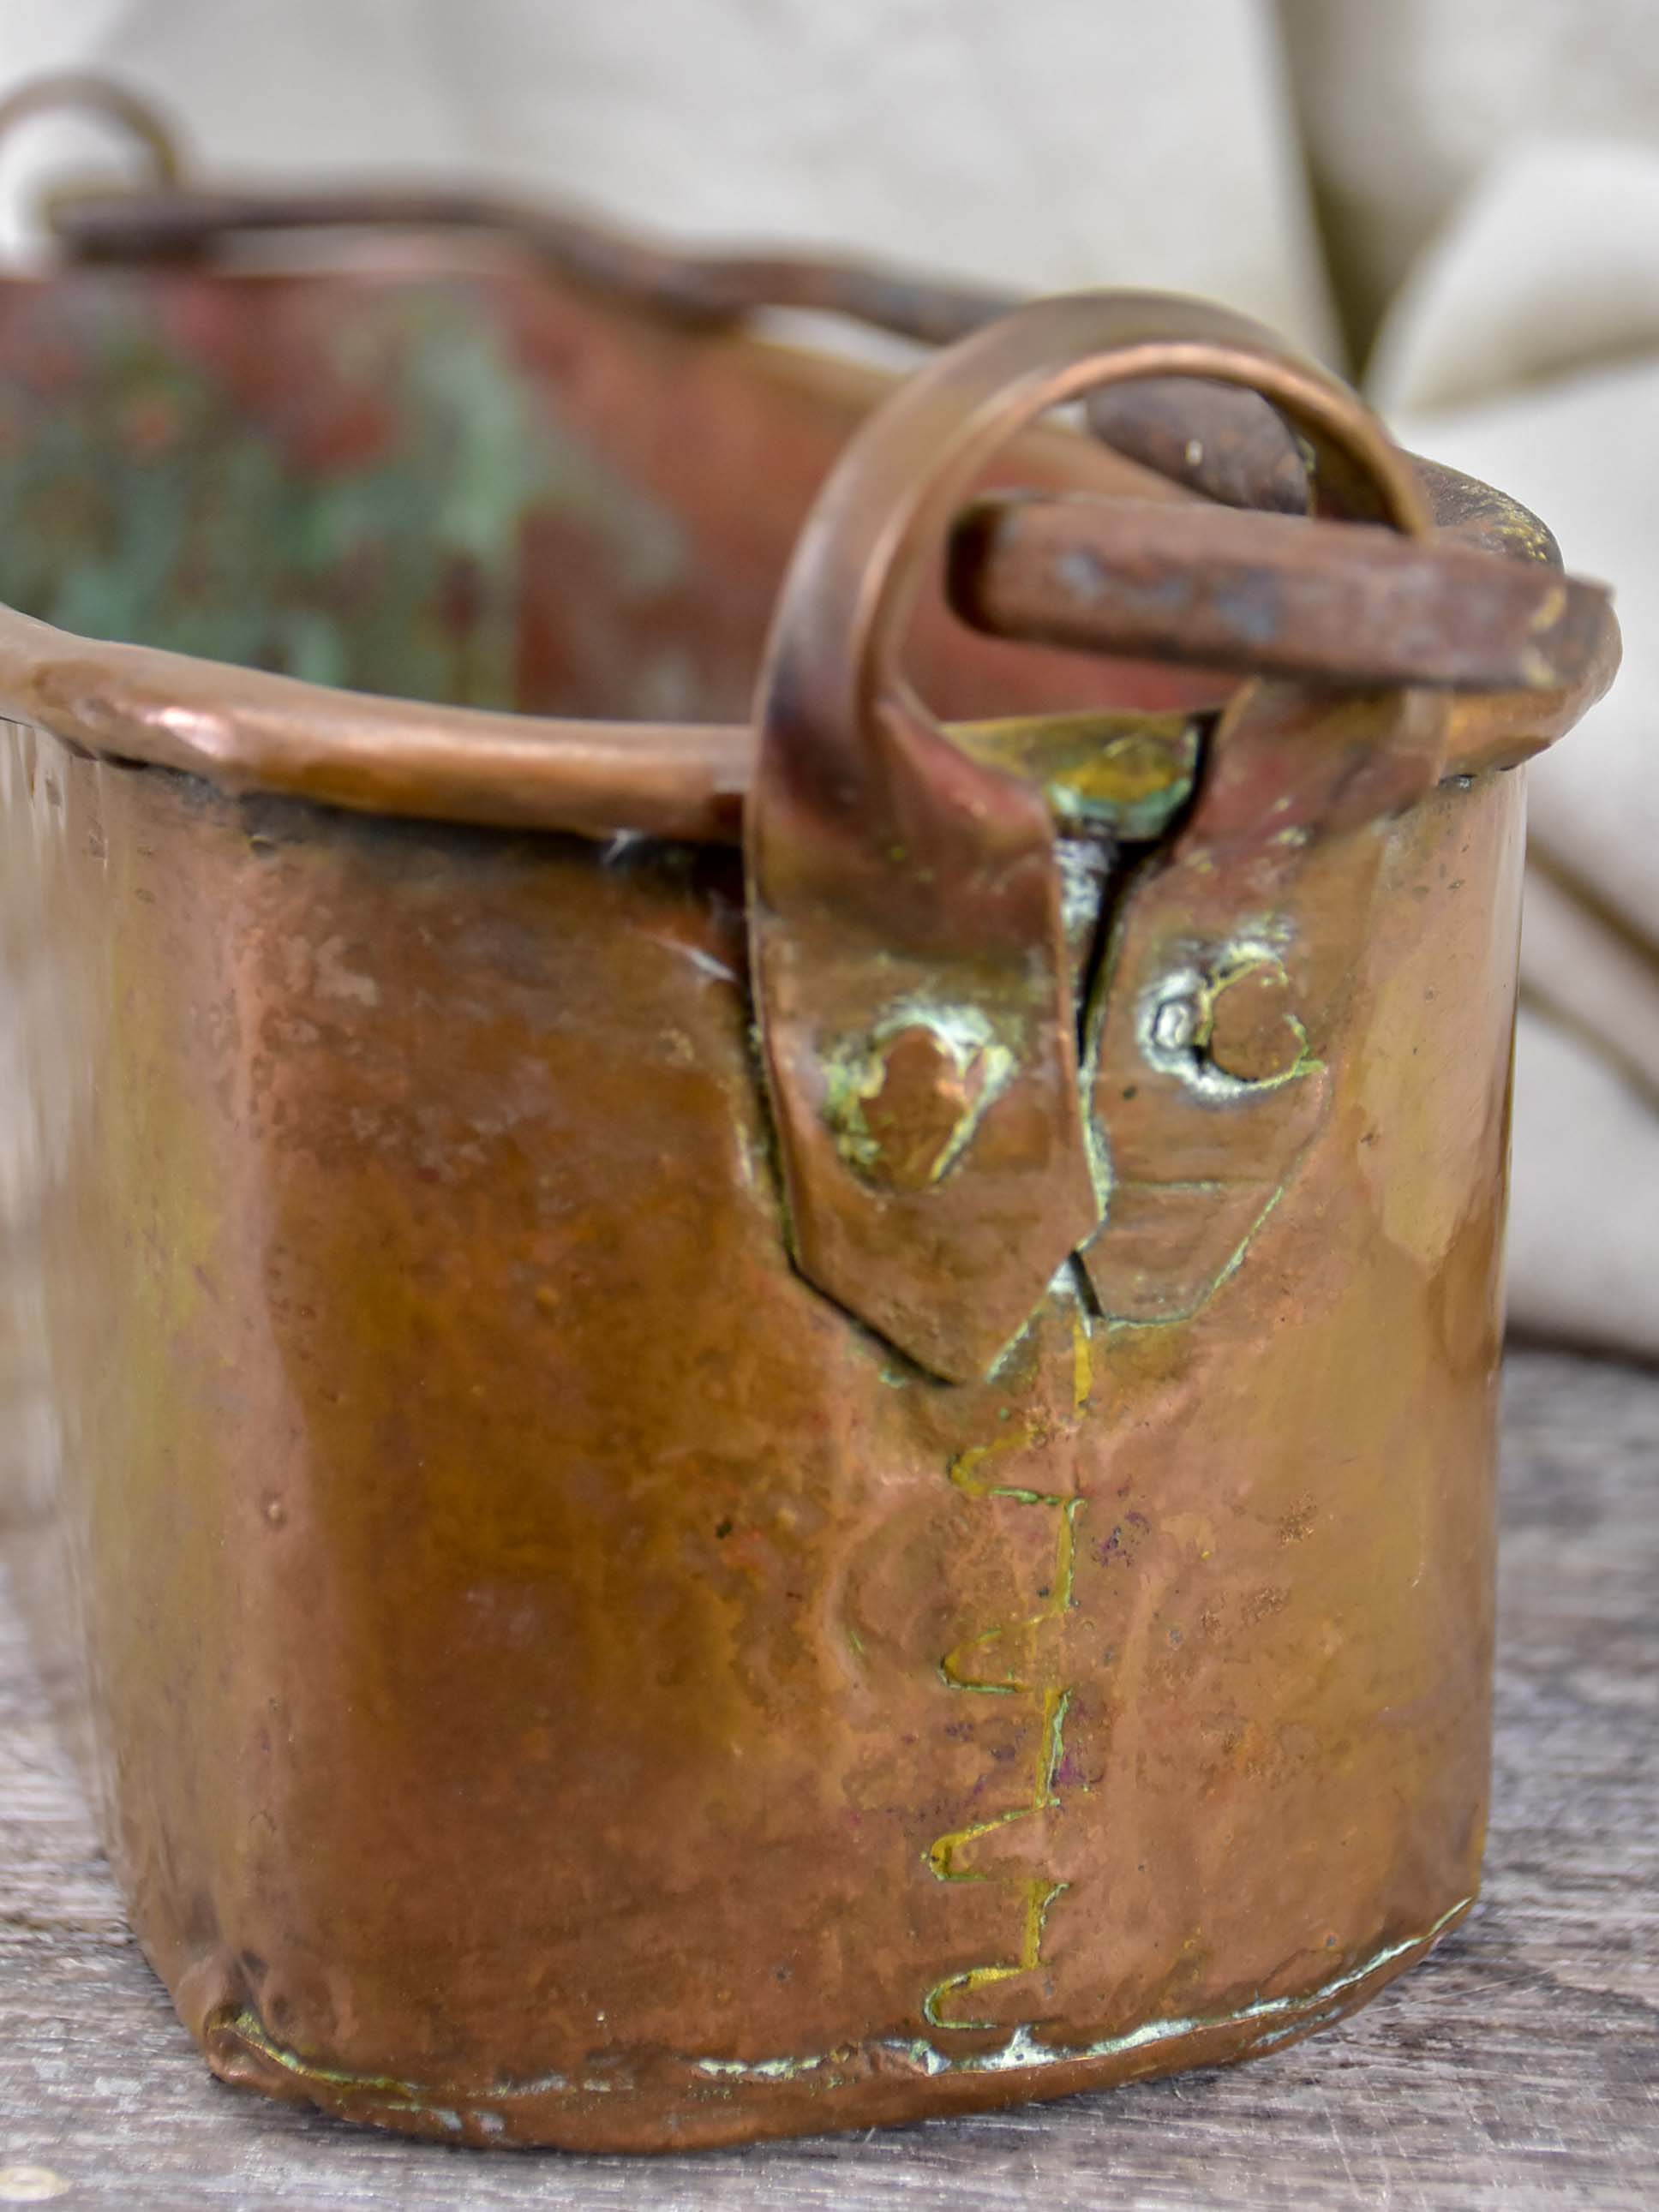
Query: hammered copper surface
[
  {"left": 5, "top": 732, "right": 1521, "bottom": 2152},
  {"left": 0, "top": 104, "right": 1619, "bottom": 2153}
]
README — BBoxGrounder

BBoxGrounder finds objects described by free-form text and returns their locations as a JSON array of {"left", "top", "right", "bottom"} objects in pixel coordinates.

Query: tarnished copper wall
[
  {"left": 0, "top": 135, "right": 1612, "bottom": 2146},
  {"left": 4, "top": 719, "right": 1521, "bottom": 2149}
]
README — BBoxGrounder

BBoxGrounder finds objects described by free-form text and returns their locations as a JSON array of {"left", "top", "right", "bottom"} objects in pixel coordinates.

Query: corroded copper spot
[
  {"left": 1206, "top": 960, "right": 1309, "bottom": 1085},
  {"left": 824, "top": 1018, "right": 1013, "bottom": 1193}
]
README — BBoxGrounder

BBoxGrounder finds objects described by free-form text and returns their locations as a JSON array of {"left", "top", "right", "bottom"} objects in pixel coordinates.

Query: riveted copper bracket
[
  {"left": 1068, "top": 431, "right": 1448, "bottom": 1323},
  {"left": 746, "top": 293, "right": 1442, "bottom": 1382},
  {"left": 1078, "top": 684, "right": 1442, "bottom": 1322}
]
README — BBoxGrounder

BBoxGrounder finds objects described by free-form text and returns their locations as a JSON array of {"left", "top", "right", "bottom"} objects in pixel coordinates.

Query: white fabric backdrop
[{"left": 1, "top": 0, "right": 1654, "bottom": 1354}]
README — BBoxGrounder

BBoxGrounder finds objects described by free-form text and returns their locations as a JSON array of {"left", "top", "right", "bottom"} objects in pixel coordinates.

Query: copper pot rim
[
  {"left": 0, "top": 109, "right": 1615, "bottom": 846},
  {"left": 0, "top": 65, "right": 1616, "bottom": 847},
  {"left": 0, "top": 344, "right": 1617, "bottom": 854},
  {"left": 0, "top": 601, "right": 1614, "bottom": 858}
]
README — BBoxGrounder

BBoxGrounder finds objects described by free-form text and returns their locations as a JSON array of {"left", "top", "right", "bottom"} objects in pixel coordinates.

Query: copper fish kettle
[{"left": 0, "top": 78, "right": 1618, "bottom": 2153}]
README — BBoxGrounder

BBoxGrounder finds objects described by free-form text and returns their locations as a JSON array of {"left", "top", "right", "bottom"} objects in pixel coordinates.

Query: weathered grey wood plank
[{"left": 2, "top": 1348, "right": 1655, "bottom": 2210}]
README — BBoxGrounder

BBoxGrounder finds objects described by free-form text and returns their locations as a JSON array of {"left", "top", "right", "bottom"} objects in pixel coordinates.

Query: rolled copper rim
[
  {"left": 0, "top": 75, "right": 1621, "bottom": 845},
  {"left": 0, "top": 563, "right": 1615, "bottom": 848}
]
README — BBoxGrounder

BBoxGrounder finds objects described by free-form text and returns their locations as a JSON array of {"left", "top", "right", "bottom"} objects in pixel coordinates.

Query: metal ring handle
[
  {"left": 754, "top": 290, "right": 1428, "bottom": 834},
  {"left": 746, "top": 291, "right": 1429, "bottom": 1384},
  {"left": 0, "top": 72, "right": 185, "bottom": 200}
]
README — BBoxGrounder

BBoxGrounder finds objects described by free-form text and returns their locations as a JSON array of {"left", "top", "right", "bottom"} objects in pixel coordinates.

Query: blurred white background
[{"left": 0, "top": 0, "right": 1654, "bottom": 1353}]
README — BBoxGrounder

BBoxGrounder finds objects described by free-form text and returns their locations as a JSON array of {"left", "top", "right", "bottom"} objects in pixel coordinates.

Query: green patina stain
[{"left": 0, "top": 287, "right": 686, "bottom": 710}]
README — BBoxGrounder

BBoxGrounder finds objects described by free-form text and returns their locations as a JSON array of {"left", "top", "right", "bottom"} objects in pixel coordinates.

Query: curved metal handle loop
[
  {"left": 747, "top": 291, "right": 1431, "bottom": 1384},
  {"left": 754, "top": 290, "right": 1429, "bottom": 842},
  {"left": 0, "top": 73, "right": 185, "bottom": 194}
]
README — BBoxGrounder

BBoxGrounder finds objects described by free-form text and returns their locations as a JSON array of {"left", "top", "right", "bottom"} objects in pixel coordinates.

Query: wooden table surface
[{"left": 1, "top": 1348, "right": 1654, "bottom": 2211}]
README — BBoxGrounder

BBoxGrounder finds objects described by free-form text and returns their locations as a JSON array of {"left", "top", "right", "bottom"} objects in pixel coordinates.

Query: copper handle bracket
[{"left": 747, "top": 293, "right": 1442, "bottom": 1382}]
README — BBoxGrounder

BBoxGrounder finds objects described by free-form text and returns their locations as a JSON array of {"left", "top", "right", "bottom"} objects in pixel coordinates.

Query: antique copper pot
[{"left": 0, "top": 79, "right": 1618, "bottom": 2153}]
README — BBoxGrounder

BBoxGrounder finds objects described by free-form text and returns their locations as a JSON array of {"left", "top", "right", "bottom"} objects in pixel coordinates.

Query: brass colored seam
[{"left": 922, "top": 1312, "right": 1093, "bottom": 2030}]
